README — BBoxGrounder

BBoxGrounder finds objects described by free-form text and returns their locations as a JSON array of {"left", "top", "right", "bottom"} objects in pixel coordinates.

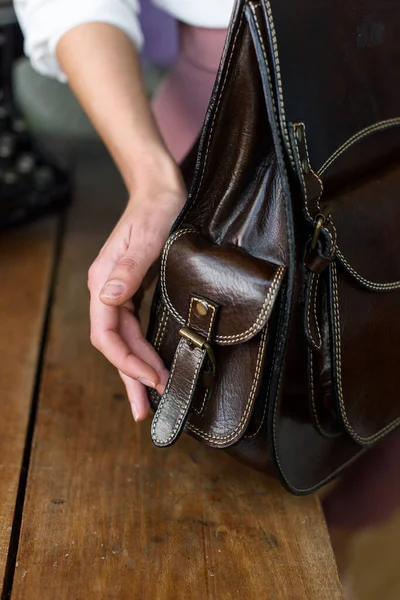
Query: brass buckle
[
  {"left": 310, "top": 214, "right": 325, "bottom": 251},
  {"left": 310, "top": 210, "right": 332, "bottom": 251},
  {"left": 179, "top": 327, "right": 216, "bottom": 375}
]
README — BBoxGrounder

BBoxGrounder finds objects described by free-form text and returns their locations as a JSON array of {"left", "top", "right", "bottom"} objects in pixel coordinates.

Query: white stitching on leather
[
  {"left": 268, "top": 282, "right": 366, "bottom": 493},
  {"left": 301, "top": 124, "right": 325, "bottom": 206},
  {"left": 187, "top": 296, "right": 215, "bottom": 416},
  {"left": 157, "top": 313, "right": 169, "bottom": 351},
  {"left": 152, "top": 308, "right": 163, "bottom": 349},
  {"left": 153, "top": 307, "right": 167, "bottom": 350},
  {"left": 193, "top": 388, "right": 210, "bottom": 416},
  {"left": 291, "top": 123, "right": 335, "bottom": 248},
  {"left": 249, "top": 7, "right": 364, "bottom": 492},
  {"left": 272, "top": 360, "right": 366, "bottom": 493},
  {"left": 291, "top": 125, "right": 313, "bottom": 222},
  {"left": 151, "top": 343, "right": 204, "bottom": 445},
  {"left": 318, "top": 118, "right": 400, "bottom": 176},
  {"left": 150, "top": 326, "right": 268, "bottom": 444},
  {"left": 292, "top": 121, "right": 399, "bottom": 291},
  {"left": 337, "top": 249, "right": 400, "bottom": 291},
  {"left": 187, "top": 297, "right": 193, "bottom": 328},
  {"left": 306, "top": 273, "right": 322, "bottom": 350},
  {"left": 186, "top": 325, "right": 268, "bottom": 443},
  {"left": 161, "top": 228, "right": 285, "bottom": 343},
  {"left": 257, "top": 1, "right": 295, "bottom": 168},
  {"left": 190, "top": 9, "right": 245, "bottom": 206},
  {"left": 155, "top": 309, "right": 169, "bottom": 353},
  {"left": 291, "top": 122, "right": 337, "bottom": 248},
  {"left": 309, "top": 350, "right": 323, "bottom": 433},
  {"left": 312, "top": 274, "right": 322, "bottom": 347},
  {"left": 159, "top": 227, "right": 195, "bottom": 329},
  {"left": 214, "top": 268, "right": 284, "bottom": 342},
  {"left": 249, "top": 2, "right": 288, "bottom": 164},
  {"left": 151, "top": 340, "right": 183, "bottom": 442},
  {"left": 331, "top": 262, "right": 400, "bottom": 443},
  {"left": 271, "top": 254, "right": 400, "bottom": 493},
  {"left": 245, "top": 325, "right": 273, "bottom": 439}
]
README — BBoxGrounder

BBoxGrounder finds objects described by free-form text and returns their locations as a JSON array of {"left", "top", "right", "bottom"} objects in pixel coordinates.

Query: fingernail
[
  {"left": 156, "top": 383, "right": 166, "bottom": 395},
  {"left": 132, "top": 405, "right": 139, "bottom": 421},
  {"left": 100, "top": 280, "right": 125, "bottom": 299},
  {"left": 138, "top": 377, "right": 156, "bottom": 389}
]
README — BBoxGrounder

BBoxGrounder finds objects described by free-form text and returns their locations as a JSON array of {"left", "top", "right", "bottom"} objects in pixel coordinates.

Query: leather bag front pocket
[{"left": 148, "top": 227, "right": 286, "bottom": 449}]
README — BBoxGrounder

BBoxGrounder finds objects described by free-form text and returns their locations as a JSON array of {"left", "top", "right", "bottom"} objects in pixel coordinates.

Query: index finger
[{"left": 90, "top": 290, "right": 159, "bottom": 387}]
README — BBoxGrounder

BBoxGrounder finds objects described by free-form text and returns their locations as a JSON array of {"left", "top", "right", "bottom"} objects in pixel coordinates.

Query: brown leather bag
[{"left": 147, "top": 0, "right": 400, "bottom": 493}]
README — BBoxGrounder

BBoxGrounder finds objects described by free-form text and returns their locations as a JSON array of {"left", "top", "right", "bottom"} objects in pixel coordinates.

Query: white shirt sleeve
[{"left": 13, "top": 0, "right": 144, "bottom": 82}]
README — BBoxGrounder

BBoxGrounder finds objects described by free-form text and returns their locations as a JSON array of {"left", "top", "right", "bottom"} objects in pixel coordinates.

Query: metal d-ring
[{"left": 179, "top": 327, "right": 216, "bottom": 375}]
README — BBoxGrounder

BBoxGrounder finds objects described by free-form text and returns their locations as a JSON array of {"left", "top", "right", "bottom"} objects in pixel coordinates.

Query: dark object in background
[{"left": 0, "top": 4, "right": 70, "bottom": 230}]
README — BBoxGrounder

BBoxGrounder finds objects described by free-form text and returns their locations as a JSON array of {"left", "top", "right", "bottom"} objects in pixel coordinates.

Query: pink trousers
[
  {"left": 152, "top": 24, "right": 227, "bottom": 163},
  {"left": 151, "top": 23, "right": 400, "bottom": 532}
]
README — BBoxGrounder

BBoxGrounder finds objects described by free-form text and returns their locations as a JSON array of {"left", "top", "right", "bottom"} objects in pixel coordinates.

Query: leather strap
[
  {"left": 151, "top": 338, "right": 208, "bottom": 447},
  {"left": 151, "top": 294, "right": 219, "bottom": 447},
  {"left": 304, "top": 270, "right": 322, "bottom": 351}
]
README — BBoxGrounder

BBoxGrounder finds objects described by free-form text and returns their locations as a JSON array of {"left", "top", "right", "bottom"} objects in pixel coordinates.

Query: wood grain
[
  {"left": 0, "top": 218, "right": 58, "bottom": 587},
  {"left": 12, "top": 147, "right": 343, "bottom": 599}
]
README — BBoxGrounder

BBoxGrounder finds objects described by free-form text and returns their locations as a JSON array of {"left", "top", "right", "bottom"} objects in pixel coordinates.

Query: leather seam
[
  {"left": 309, "top": 349, "right": 336, "bottom": 437},
  {"left": 151, "top": 343, "right": 204, "bottom": 445},
  {"left": 161, "top": 228, "right": 285, "bottom": 343},
  {"left": 318, "top": 118, "right": 400, "bottom": 175},
  {"left": 249, "top": 2, "right": 291, "bottom": 168},
  {"left": 189, "top": 8, "right": 245, "bottom": 208},
  {"left": 154, "top": 308, "right": 169, "bottom": 353},
  {"left": 337, "top": 249, "right": 400, "bottom": 291},
  {"left": 306, "top": 272, "right": 322, "bottom": 350},
  {"left": 245, "top": 325, "right": 274, "bottom": 439},
  {"left": 312, "top": 274, "right": 322, "bottom": 347},
  {"left": 152, "top": 309, "right": 163, "bottom": 349},
  {"left": 331, "top": 262, "right": 400, "bottom": 443},
  {"left": 193, "top": 388, "right": 210, "bottom": 417},
  {"left": 309, "top": 350, "right": 324, "bottom": 434},
  {"left": 255, "top": 0, "right": 295, "bottom": 168},
  {"left": 153, "top": 306, "right": 167, "bottom": 351},
  {"left": 158, "top": 313, "right": 169, "bottom": 350}
]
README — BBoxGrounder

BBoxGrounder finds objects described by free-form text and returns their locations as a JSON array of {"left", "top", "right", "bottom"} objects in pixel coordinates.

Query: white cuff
[{"left": 14, "top": 0, "right": 143, "bottom": 82}]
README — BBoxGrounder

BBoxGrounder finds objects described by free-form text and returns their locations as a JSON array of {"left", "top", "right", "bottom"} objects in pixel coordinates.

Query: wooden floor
[{"left": 0, "top": 144, "right": 343, "bottom": 599}]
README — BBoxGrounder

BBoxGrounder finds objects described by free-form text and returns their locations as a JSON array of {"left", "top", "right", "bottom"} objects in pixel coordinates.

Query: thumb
[{"left": 100, "top": 249, "right": 150, "bottom": 306}]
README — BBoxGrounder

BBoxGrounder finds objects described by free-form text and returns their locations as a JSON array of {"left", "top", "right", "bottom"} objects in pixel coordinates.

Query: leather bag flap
[
  {"left": 322, "top": 161, "right": 400, "bottom": 444},
  {"left": 325, "top": 161, "right": 400, "bottom": 287},
  {"left": 160, "top": 228, "right": 286, "bottom": 345},
  {"left": 263, "top": 0, "right": 400, "bottom": 185}
]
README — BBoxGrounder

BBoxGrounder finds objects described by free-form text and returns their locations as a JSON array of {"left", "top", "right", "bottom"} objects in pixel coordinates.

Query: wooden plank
[
  {"left": 12, "top": 146, "right": 343, "bottom": 600},
  {"left": 0, "top": 217, "right": 58, "bottom": 589}
]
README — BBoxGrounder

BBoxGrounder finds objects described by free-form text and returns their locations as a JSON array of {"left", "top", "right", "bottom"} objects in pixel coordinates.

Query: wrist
[{"left": 124, "top": 145, "right": 185, "bottom": 199}]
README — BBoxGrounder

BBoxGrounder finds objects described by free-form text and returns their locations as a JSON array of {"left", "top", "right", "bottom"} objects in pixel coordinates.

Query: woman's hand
[
  {"left": 56, "top": 22, "right": 188, "bottom": 419},
  {"left": 88, "top": 161, "right": 187, "bottom": 421}
]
